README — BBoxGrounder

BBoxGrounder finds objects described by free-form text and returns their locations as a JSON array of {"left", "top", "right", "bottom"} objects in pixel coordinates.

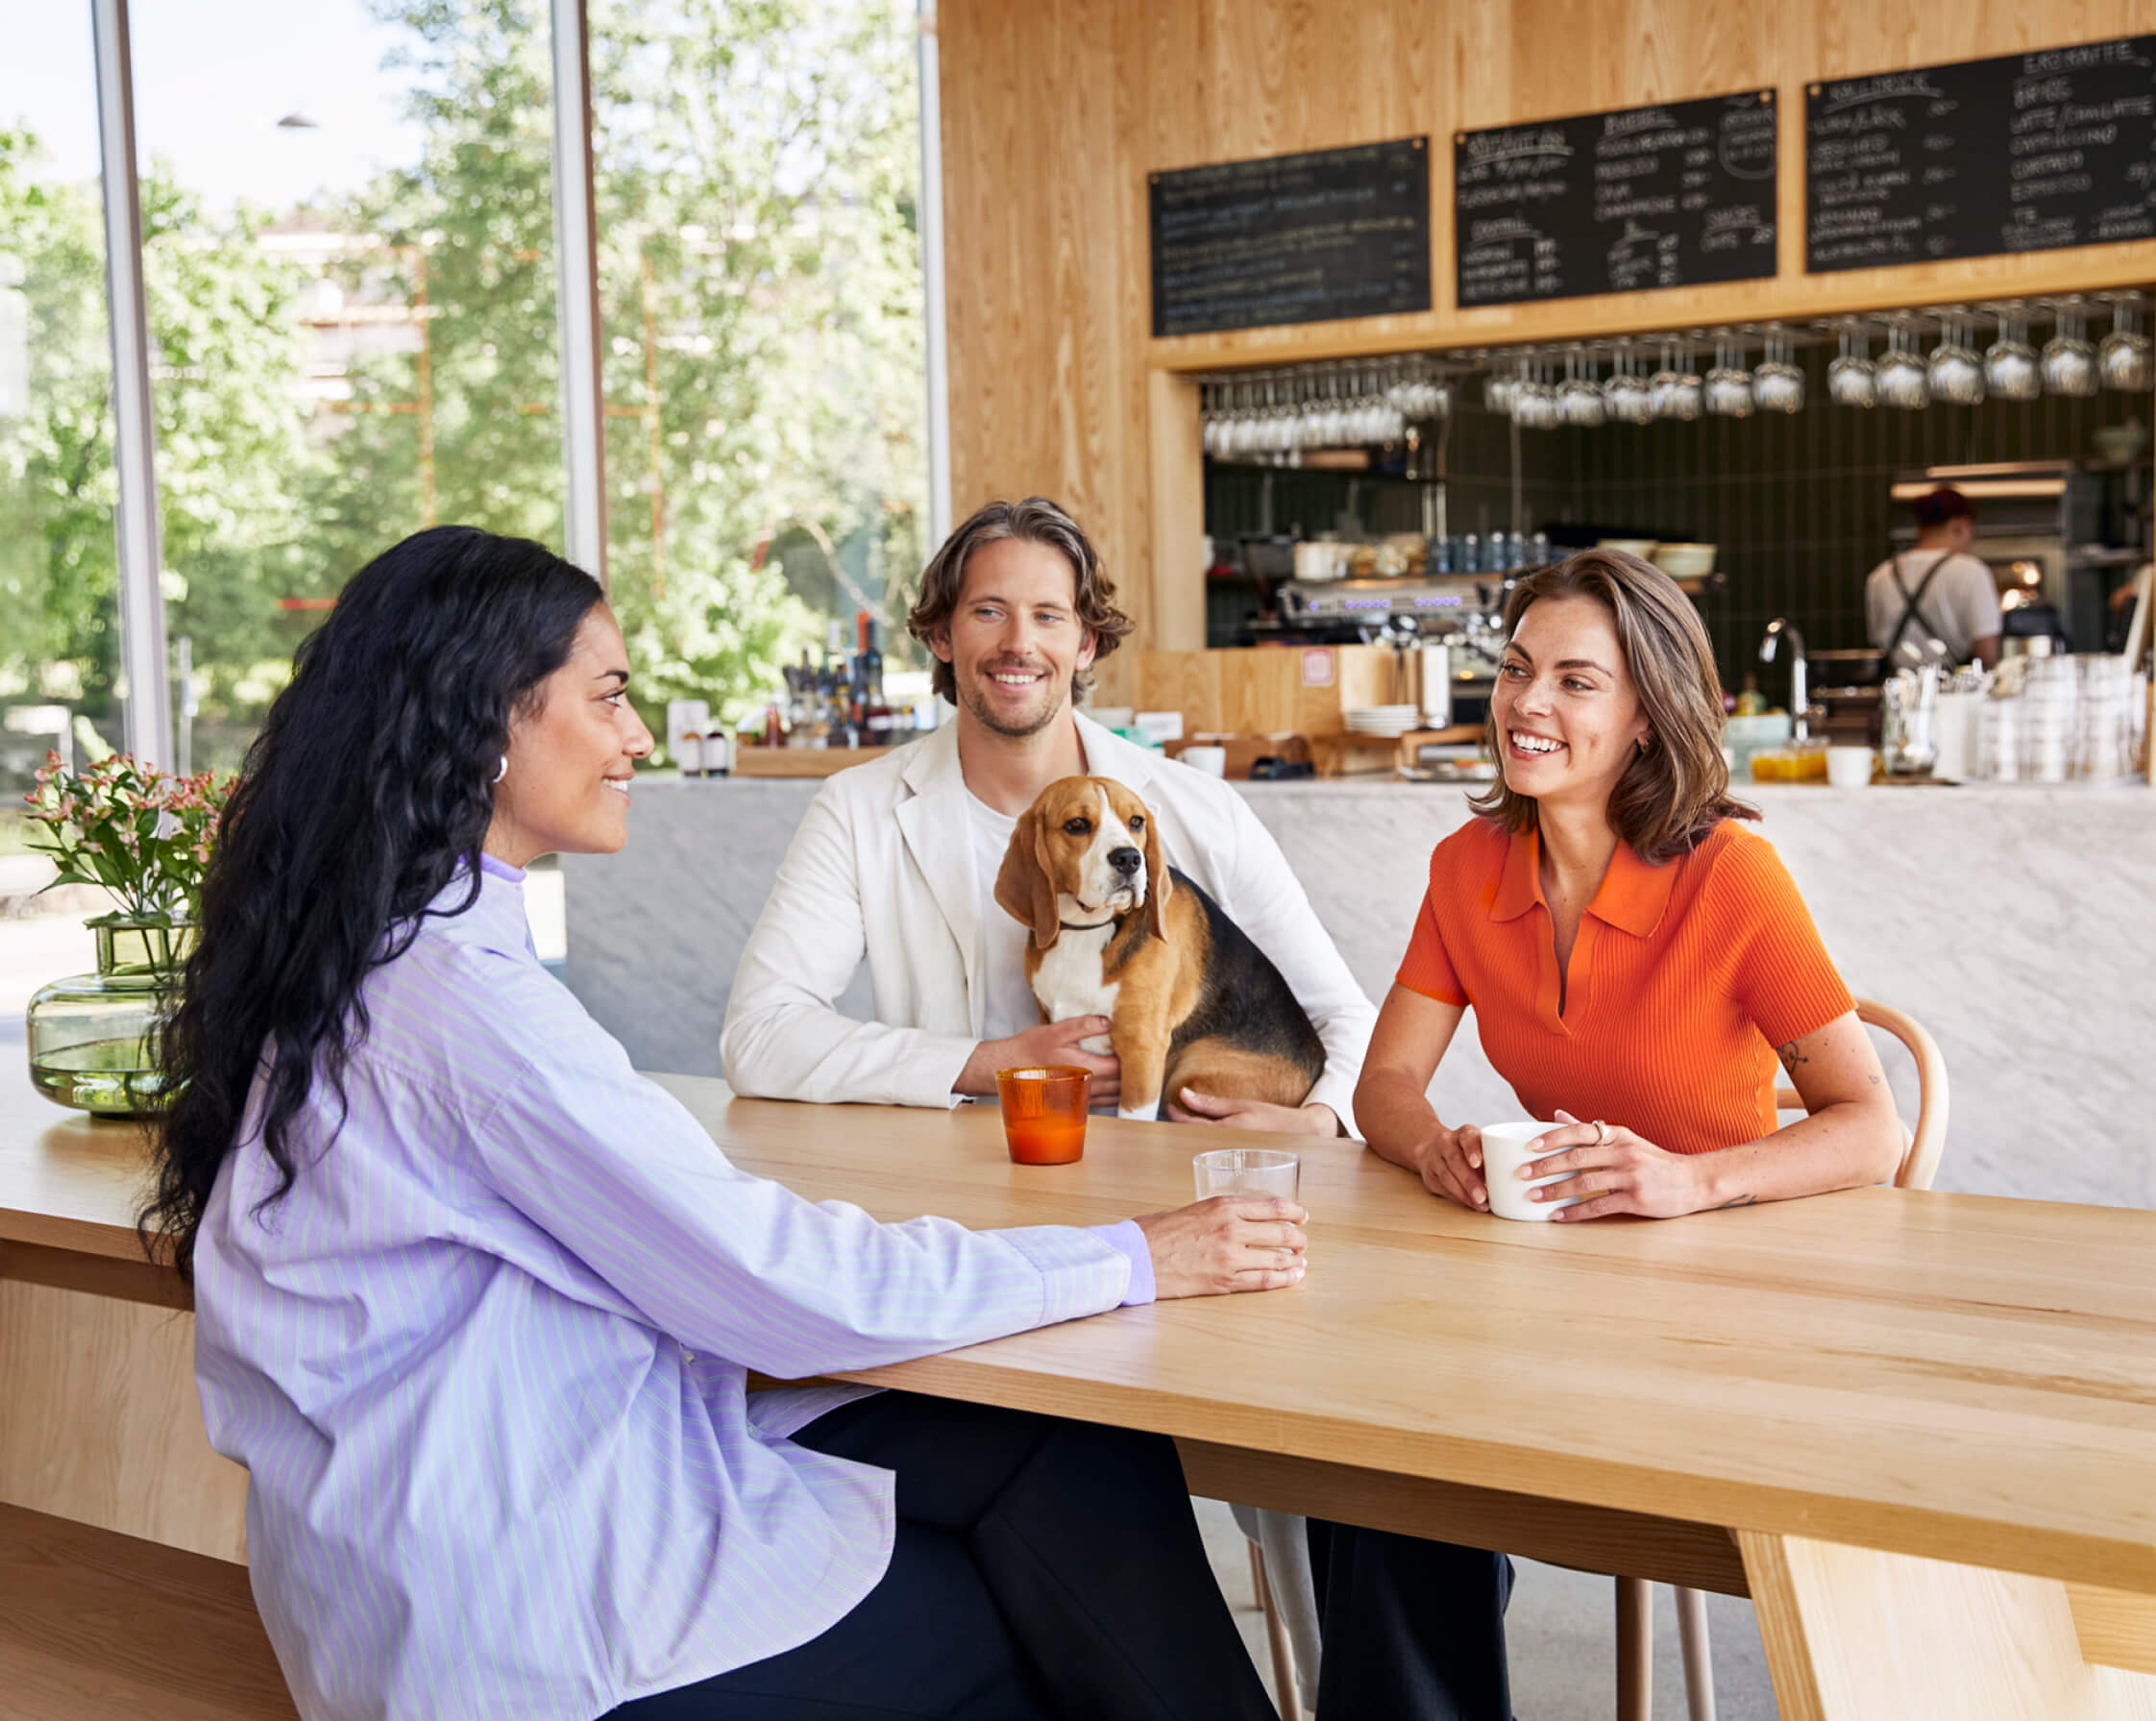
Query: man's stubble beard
[{"left": 956, "top": 673, "right": 1072, "bottom": 740}]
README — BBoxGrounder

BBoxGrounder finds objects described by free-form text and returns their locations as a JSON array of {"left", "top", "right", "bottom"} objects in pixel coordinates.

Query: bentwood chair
[
  {"left": 1617, "top": 996, "right": 1949, "bottom": 1721},
  {"left": 1243, "top": 998, "right": 1950, "bottom": 1721}
]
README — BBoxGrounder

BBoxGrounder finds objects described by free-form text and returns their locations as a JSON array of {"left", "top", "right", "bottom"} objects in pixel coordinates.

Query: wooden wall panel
[
  {"left": 939, "top": 0, "right": 2156, "bottom": 650},
  {"left": 0, "top": 1281, "right": 248, "bottom": 1563}
]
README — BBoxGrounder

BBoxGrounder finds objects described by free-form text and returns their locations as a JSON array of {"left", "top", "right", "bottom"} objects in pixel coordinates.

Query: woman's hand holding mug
[{"left": 1413, "top": 1123, "right": 1488, "bottom": 1210}]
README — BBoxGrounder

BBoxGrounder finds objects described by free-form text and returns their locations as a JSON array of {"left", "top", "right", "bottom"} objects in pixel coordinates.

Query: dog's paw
[
  {"left": 1080, "top": 1034, "right": 1115, "bottom": 1056},
  {"left": 1116, "top": 1105, "right": 1157, "bottom": 1122}
]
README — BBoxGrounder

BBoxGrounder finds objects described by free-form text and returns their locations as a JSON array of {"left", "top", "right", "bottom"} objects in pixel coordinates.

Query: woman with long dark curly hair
[{"left": 151, "top": 526, "right": 1303, "bottom": 1721}]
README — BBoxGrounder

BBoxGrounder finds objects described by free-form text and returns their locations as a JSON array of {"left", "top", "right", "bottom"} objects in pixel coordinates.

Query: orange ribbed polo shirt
[{"left": 1396, "top": 818, "right": 1853, "bottom": 1155}]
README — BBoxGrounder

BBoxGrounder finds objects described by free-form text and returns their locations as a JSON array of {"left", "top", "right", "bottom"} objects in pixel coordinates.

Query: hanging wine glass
[
  {"left": 1927, "top": 309, "right": 1984, "bottom": 406},
  {"left": 1559, "top": 347, "right": 1605, "bottom": 428},
  {"left": 1828, "top": 324, "right": 1877, "bottom": 408},
  {"left": 2099, "top": 297, "right": 2152, "bottom": 392},
  {"left": 1984, "top": 310, "right": 2040, "bottom": 402},
  {"left": 1483, "top": 356, "right": 1520, "bottom": 417},
  {"left": 1653, "top": 338, "right": 1703, "bottom": 421},
  {"left": 1752, "top": 326, "right": 1804, "bottom": 413},
  {"left": 1604, "top": 346, "right": 1654, "bottom": 425},
  {"left": 2043, "top": 306, "right": 2097, "bottom": 397},
  {"left": 1514, "top": 356, "right": 1556, "bottom": 430},
  {"left": 1878, "top": 323, "right": 1929, "bottom": 409},
  {"left": 1705, "top": 335, "right": 1753, "bottom": 417}
]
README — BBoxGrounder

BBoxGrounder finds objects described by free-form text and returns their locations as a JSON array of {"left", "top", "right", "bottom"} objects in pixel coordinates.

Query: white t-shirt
[
  {"left": 967, "top": 792, "right": 1046, "bottom": 1042},
  {"left": 1865, "top": 550, "right": 2004, "bottom": 666}
]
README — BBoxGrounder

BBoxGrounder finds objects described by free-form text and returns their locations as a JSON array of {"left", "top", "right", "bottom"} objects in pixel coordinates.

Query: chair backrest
[{"left": 1773, "top": 997, "right": 1948, "bottom": 1191}]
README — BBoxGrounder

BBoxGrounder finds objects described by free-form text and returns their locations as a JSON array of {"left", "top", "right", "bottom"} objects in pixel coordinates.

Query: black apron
[{"left": 1878, "top": 551, "right": 1957, "bottom": 676}]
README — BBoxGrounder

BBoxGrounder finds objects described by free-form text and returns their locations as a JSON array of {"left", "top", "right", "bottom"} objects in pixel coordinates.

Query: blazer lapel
[{"left": 894, "top": 724, "right": 986, "bottom": 1035}]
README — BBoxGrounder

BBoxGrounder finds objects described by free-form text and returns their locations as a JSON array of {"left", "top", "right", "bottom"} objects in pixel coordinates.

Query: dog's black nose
[{"left": 1108, "top": 846, "right": 1142, "bottom": 875}]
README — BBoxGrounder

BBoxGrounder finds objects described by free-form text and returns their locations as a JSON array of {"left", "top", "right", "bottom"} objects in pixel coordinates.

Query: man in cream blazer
[{"left": 723, "top": 497, "right": 1374, "bottom": 1137}]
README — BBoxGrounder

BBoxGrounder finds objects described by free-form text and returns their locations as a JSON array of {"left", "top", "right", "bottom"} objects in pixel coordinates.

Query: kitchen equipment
[
  {"left": 1596, "top": 538, "right": 1659, "bottom": 560},
  {"left": 1879, "top": 666, "right": 1941, "bottom": 776},
  {"left": 1419, "top": 641, "right": 1454, "bottom": 726}
]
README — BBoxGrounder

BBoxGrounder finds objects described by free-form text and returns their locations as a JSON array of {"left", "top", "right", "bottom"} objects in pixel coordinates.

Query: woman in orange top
[{"left": 1310, "top": 550, "right": 1904, "bottom": 1721}]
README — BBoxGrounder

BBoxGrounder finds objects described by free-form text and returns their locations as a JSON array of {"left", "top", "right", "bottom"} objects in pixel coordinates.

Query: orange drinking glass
[{"left": 995, "top": 1066, "right": 1090, "bottom": 1165}]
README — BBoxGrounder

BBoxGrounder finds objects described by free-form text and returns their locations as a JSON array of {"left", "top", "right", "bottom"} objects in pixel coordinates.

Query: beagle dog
[{"left": 993, "top": 775, "right": 1325, "bottom": 1121}]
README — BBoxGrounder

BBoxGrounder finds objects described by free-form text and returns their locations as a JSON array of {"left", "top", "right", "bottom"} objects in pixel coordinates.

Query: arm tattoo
[
  {"left": 1712, "top": 1192, "right": 1758, "bottom": 1210},
  {"left": 1776, "top": 1041, "right": 1807, "bottom": 1075},
  {"left": 1868, "top": 1072, "right": 1882, "bottom": 1086}
]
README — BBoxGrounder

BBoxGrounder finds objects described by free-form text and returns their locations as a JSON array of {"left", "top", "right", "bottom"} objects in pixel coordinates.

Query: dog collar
[{"left": 1059, "top": 917, "right": 1117, "bottom": 932}]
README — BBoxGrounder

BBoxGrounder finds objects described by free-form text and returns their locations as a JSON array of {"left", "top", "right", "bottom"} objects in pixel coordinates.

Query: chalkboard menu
[
  {"left": 1807, "top": 37, "right": 2156, "bottom": 271},
  {"left": 1149, "top": 138, "right": 1432, "bottom": 337},
  {"left": 1454, "top": 91, "right": 1777, "bottom": 307}
]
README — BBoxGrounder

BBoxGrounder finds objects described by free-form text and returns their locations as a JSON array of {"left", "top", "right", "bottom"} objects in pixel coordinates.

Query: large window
[
  {"left": 0, "top": 8, "right": 122, "bottom": 785},
  {"left": 3, "top": 0, "right": 932, "bottom": 780},
  {"left": 589, "top": 0, "right": 928, "bottom": 735},
  {"left": 131, "top": 1, "right": 566, "bottom": 772}
]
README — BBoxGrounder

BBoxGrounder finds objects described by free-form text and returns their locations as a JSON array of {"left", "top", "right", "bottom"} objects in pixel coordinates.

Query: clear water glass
[{"left": 1193, "top": 1147, "right": 1301, "bottom": 1202}]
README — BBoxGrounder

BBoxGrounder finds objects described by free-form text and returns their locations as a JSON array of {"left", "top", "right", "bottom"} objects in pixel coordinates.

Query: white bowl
[
  {"left": 1596, "top": 538, "right": 1659, "bottom": 560},
  {"left": 1652, "top": 542, "right": 1717, "bottom": 579}
]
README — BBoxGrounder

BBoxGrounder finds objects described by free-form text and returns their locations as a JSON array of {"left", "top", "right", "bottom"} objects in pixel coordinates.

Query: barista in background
[{"left": 1865, "top": 486, "right": 2003, "bottom": 671}]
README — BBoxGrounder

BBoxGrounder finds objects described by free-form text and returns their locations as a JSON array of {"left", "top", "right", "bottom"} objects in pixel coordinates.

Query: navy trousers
[
  {"left": 1307, "top": 1518, "right": 1515, "bottom": 1721},
  {"left": 606, "top": 1390, "right": 1276, "bottom": 1721}
]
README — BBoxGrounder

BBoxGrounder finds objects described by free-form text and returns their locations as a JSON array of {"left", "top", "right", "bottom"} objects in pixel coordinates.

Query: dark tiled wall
[{"left": 1205, "top": 347, "right": 2150, "bottom": 685}]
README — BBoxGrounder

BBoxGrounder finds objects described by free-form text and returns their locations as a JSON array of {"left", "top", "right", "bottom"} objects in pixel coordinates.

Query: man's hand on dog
[
  {"left": 957, "top": 1017, "right": 1120, "bottom": 1109},
  {"left": 1135, "top": 1196, "right": 1308, "bottom": 1297},
  {"left": 1167, "top": 1087, "right": 1339, "bottom": 1136}
]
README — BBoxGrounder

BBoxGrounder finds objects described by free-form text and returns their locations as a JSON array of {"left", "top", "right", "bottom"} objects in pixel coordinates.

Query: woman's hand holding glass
[{"left": 1514, "top": 1109, "right": 1705, "bottom": 1220}]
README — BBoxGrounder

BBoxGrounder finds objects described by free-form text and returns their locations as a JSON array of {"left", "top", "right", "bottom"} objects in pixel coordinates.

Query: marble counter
[{"left": 563, "top": 773, "right": 2155, "bottom": 1210}]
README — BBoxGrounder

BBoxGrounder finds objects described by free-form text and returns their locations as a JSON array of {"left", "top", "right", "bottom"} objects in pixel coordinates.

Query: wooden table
[{"left": 6, "top": 1071, "right": 2156, "bottom": 1719}]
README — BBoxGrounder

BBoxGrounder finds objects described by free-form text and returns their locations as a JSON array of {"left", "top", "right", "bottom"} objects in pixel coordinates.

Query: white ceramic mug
[
  {"left": 1478, "top": 1121, "right": 1577, "bottom": 1221},
  {"left": 1825, "top": 745, "right": 1874, "bottom": 789},
  {"left": 1182, "top": 745, "right": 1228, "bottom": 778}
]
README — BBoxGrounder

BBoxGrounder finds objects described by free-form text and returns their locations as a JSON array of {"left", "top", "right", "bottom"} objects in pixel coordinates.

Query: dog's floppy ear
[
  {"left": 993, "top": 806, "right": 1062, "bottom": 951},
  {"left": 1139, "top": 795, "right": 1170, "bottom": 941}
]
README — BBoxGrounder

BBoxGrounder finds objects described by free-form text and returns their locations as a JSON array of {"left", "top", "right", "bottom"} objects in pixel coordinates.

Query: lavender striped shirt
[{"left": 191, "top": 859, "right": 1151, "bottom": 1721}]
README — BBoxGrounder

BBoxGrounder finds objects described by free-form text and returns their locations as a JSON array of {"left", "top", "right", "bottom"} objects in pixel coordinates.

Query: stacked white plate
[{"left": 1345, "top": 704, "right": 1421, "bottom": 736}]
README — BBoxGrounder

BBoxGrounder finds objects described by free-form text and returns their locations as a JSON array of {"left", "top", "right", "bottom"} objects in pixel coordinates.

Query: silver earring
[{"left": 493, "top": 754, "right": 508, "bottom": 784}]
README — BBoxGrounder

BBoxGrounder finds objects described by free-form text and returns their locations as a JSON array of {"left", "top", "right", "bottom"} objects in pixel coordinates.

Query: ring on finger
[{"left": 1592, "top": 1119, "right": 1612, "bottom": 1146}]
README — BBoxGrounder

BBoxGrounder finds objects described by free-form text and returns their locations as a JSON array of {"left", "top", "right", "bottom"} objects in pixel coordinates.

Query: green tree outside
[{"left": 2, "top": 0, "right": 926, "bottom": 774}]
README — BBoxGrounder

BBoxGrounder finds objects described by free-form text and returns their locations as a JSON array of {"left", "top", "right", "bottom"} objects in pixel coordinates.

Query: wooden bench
[{"left": 0, "top": 1502, "right": 295, "bottom": 1719}]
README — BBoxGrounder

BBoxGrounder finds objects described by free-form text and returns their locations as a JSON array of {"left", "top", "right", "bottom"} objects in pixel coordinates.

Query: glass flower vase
[{"left": 26, "top": 918, "right": 194, "bottom": 1119}]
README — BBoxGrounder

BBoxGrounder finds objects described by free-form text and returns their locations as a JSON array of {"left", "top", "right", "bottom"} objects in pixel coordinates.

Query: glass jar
[{"left": 26, "top": 919, "right": 194, "bottom": 1118}]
